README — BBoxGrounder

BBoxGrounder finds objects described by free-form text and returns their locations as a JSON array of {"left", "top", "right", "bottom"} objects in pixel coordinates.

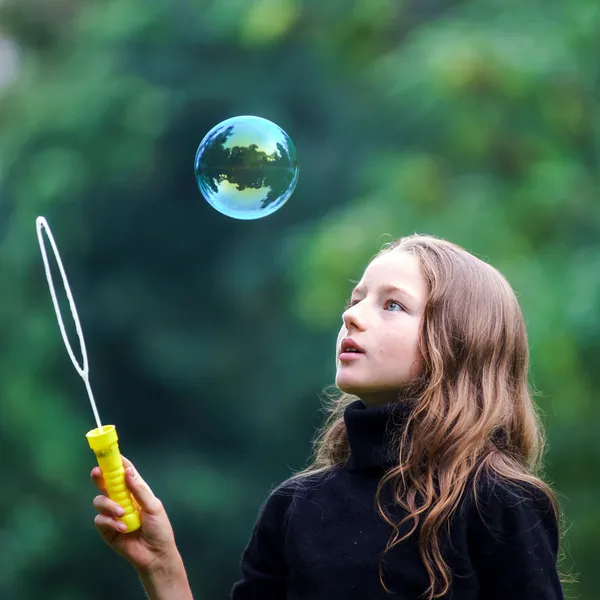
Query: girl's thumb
[{"left": 126, "top": 467, "right": 162, "bottom": 515}]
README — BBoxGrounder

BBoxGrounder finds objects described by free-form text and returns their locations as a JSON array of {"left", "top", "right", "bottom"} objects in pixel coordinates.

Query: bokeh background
[{"left": 1, "top": 0, "right": 598, "bottom": 598}]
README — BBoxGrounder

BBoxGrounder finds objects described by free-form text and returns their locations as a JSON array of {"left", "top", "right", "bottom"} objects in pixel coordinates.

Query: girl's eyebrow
[{"left": 351, "top": 284, "right": 417, "bottom": 302}]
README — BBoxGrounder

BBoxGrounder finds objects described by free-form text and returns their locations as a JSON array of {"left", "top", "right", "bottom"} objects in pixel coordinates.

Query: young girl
[{"left": 91, "top": 234, "right": 565, "bottom": 599}]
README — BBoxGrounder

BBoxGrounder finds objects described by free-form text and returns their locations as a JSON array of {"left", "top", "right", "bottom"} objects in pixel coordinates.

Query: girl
[{"left": 91, "top": 234, "right": 565, "bottom": 599}]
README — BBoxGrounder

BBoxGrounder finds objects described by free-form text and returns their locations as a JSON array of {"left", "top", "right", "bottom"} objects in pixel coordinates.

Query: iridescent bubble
[{"left": 194, "top": 115, "right": 299, "bottom": 220}]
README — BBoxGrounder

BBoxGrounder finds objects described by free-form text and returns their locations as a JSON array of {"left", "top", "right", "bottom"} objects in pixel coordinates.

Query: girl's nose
[{"left": 342, "top": 304, "right": 366, "bottom": 331}]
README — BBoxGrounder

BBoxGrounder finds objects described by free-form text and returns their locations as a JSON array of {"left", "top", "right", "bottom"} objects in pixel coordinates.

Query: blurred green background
[{"left": 0, "top": 0, "right": 598, "bottom": 598}]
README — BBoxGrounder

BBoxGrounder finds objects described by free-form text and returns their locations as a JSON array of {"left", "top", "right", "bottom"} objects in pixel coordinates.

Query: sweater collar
[{"left": 343, "top": 399, "right": 413, "bottom": 473}]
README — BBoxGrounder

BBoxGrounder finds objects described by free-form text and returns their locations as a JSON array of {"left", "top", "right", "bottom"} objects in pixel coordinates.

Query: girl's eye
[
  {"left": 386, "top": 300, "right": 404, "bottom": 312},
  {"left": 345, "top": 298, "right": 404, "bottom": 311}
]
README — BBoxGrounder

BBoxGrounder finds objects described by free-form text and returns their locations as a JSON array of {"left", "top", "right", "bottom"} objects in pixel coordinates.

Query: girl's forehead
[
  {"left": 355, "top": 251, "right": 427, "bottom": 303},
  {"left": 362, "top": 250, "right": 421, "bottom": 282}
]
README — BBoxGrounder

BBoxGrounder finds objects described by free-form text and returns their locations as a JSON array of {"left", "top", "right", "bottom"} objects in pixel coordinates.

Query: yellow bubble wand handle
[
  {"left": 86, "top": 425, "right": 141, "bottom": 532},
  {"left": 36, "top": 216, "right": 141, "bottom": 532}
]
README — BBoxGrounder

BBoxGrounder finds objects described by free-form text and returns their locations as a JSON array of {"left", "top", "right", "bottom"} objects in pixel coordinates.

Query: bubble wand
[{"left": 36, "top": 217, "right": 141, "bottom": 532}]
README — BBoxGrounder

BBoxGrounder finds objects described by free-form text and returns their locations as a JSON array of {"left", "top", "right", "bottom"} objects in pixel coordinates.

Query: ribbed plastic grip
[{"left": 86, "top": 425, "right": 141, "bottom": 533}]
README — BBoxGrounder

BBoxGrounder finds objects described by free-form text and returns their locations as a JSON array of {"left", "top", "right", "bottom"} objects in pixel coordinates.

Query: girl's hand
[{"left": 91, "top": 456, "right": 179, "bottom": 574}]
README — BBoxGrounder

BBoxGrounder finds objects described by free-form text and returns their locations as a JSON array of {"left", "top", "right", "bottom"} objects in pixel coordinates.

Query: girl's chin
[{"left": 335, "top": 377, "right": 366, "bottom": 396}]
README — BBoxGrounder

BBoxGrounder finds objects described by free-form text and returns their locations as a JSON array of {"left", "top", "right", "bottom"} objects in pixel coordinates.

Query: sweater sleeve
[
  {"left": 468, "top": 476, "right": 564, "bottom": 599},
  {"left": 229, "top": 483, "right": 293, "bottom": 600}
]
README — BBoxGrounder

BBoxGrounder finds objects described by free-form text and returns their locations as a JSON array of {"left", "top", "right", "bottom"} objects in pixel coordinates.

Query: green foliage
[{"left": 0, "top": 0, "right": 597, "bottom": 597}]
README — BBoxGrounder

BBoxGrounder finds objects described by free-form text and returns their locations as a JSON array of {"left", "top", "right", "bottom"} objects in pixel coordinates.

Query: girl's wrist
[{"left": 137, "top": 552, "right": 193, "bottom": 600}]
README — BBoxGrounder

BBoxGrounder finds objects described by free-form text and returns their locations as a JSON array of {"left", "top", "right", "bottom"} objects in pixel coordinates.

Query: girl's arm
[
  {"left": 138, "top": 552, "right": 194, "bottom": 600},
  {"left": 468, "top": 477, "right": 564, "bottom": 599}
]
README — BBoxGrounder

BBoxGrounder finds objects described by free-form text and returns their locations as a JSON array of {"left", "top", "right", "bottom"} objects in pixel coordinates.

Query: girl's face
[{"left": 335, "top": 250, "right": 428, "bottom": 406}]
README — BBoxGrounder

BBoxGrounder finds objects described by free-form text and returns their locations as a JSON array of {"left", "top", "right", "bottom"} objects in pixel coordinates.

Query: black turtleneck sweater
[{"left": 230, "top": 400, "right": 563, "bottom": 599}]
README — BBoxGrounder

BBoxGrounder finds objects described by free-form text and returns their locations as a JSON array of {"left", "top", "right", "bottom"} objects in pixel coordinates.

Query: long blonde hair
[{"left": 293, "top": 233, "right": 564, "bottom": 598}]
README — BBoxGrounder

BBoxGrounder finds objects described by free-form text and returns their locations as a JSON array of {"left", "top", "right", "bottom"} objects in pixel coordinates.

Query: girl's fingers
[
  {"left": 120, "top": 455, "right": 134, "bottom": 469},
  {"left": 93, "top": 494, "right": 126, "bottom": 519},
  {"left": 91, "top": 456, "right": 158, "bottom": 515},
  {"left": 124, "top": 466, "right": 163, "bottom": 516},
  {"left": 90, "top": 467, "right": 107, "bottom": 494},
  {"left": 94, "top": 512, "right": 128, "bottom": 533}
]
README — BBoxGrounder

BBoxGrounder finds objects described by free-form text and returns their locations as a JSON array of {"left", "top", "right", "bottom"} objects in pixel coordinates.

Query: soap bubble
[{"left": 194, "top": 115, "right": 299, "bottom": 220}]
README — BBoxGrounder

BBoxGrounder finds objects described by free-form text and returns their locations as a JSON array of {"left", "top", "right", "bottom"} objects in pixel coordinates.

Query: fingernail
[
  {"left": 118, "top": 522, "right": 128, "bottom": 531},
  {"left": 116, "top": 506, "right": 125, "bottom": 517}
]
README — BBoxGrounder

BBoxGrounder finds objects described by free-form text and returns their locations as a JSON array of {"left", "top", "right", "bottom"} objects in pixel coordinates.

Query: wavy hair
[{"left": 292, "top": 234, "right": 565, "bottom": 599}]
